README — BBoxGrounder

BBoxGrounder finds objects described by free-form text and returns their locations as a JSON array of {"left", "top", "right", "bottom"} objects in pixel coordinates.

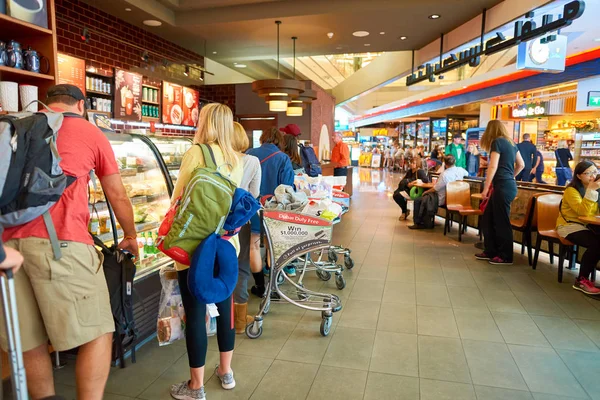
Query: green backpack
[{"left": 158, "top": 144, "right": 237, "bottom": 265}]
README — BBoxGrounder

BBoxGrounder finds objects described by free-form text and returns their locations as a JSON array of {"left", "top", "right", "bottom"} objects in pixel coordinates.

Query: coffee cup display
[
  {"left": 8, "top": 0, "right": 43, "bottom": 24},
  {"left": 125, "top": 90, "right": 134, "bottom": 116},
  {"left": 120, "top": 85, "right": 128, "bottom": 106}
]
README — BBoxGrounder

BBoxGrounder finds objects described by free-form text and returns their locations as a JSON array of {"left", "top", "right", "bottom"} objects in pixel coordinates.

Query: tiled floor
[{"left": 52, "top": 169, "right": 600, "bottom": 399}]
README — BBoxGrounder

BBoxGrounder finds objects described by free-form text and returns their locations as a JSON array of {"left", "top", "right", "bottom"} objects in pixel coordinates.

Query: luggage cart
[{"left": 246, "top": 210, "right": 343, "bottom": 339}]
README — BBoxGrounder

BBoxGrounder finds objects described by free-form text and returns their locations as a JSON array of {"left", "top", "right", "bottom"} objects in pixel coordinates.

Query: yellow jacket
[
  {"left": 556, "top": 187, "right": 598, "bottom": 230},
  {"left": 171, "top": 143, "right": 243, "bottom": 271}
]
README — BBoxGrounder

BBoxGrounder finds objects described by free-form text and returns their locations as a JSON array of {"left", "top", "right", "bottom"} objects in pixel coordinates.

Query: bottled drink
[
  {"left": 141, "top": 232, "right": 149, "bottom": 255},
  {"left": 146, "top": 232, "right": 154, "bottom": 254},
  {"left": 137, "top": 236, "right": 145, "bottom": 261},
  {"left": 152, "top": 231, "right": 159, "bottom": 254}
]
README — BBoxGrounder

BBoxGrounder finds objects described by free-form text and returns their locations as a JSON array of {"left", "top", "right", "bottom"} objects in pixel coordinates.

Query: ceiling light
[
  {"left": 380, "top": 32, "right": 385, "bottom": 35},
  {"left": 400, "top": 36, "right": 407, "bottom": 40},
  {"left": 352, "top": 31, "right": 369, "bottom": 37},
  {"left": 235, "top": 64, "right": 247, "bottom": 68},
  {"left": 212, "top": 51, "right": 217, "bottom": 54},
  {"left": 125, "top": 7, "right": 131, "bottom": 11},
  {"left": 269, "top": 100, "right": 288, "bottom": 112},
  {"left": 364, "top": 44, "right": 371, "bottom": 47},
  {"left": 184, "top": 65, "right": 189, "bottom": 76},
  {"left": 327, "top": 32, "right": 334, "bottom": 39},
  {"left": 429, "top": 14, "right": 441, "bottom": 19},
  {"left": 143, "top": 20, "right": 162, "bottom": 27},
  {"left": 336, "top": 46, "right": 343, "bottom": 50},
  {"left": 463, "top": 86, "right": 467, "bottom": 89},
  {"left": 286, "top": 105, "right": 303, "bottom": 117}
]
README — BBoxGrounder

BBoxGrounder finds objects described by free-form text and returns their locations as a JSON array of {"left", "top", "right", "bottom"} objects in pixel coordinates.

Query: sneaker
[
  {"left": 284, "top": 266, "right": 297, "bottom": 277},
  {"left": 573, "top": 278, "right": 600, "bottom": 295},
  {"left": 474, "top": 252, "right": 491, "bottom": 260},
  {"left": 215, "top": 366, "right": 236, "bottom": 390},
  {"left": 488, "top": 256, "right": 513, "bottom": 265},
  {"left": 171, "top": 381, "right": 206, "bottom": 400},
  {"left": 250, "top": 285, "right": 265, "bottom": 298}
]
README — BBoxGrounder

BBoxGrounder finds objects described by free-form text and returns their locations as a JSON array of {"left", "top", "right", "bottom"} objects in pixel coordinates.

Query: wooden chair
[
  {"left": 444, "top": 181, "right": 483, "bottom": 242},
  {"left": 510, "top": 193, "right": 543, "bottom": 266},
  {"left": 532, "top": 193, "right": 576, "bottom": 282}
]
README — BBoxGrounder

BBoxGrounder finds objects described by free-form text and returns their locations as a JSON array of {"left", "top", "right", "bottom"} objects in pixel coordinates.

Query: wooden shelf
[
  {"left": 0, "top": 65, "right": 55, "bottom": 83},
  {"left": 86, "top": 70, "right": 113, "bottom": 79},
  {"left": 143, "top": 84, "right": 160, "bottom": 90},
  {"left": 142, "top": 100, "right": 160, "bottom": 105},
  {"left": 142, "top": 116, "right": 160, "bottom": 121},
  {"left": 0, "top": 13, "right": 53, "bottom": 37},
  {"left": 87, "top": 89, "right": 113, "bottom": 96}
]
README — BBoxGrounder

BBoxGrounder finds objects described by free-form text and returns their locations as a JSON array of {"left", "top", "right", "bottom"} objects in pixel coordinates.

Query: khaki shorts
[{"left": 0, "top": 238, "right": 114, "bottom": 352}]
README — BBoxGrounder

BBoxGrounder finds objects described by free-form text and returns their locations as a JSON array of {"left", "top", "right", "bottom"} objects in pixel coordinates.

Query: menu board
[
  {"left": 57, "top": 53, "right": 86, "bottom": 94},
  {"left": 114, "top": 69, "right": 142, "bottom": 121},
  {"left": 182, "top": 87, "right": 199, "bottom": 127},
  {"left": 162, "top": 81, "right": 199, "bottom": 126}
]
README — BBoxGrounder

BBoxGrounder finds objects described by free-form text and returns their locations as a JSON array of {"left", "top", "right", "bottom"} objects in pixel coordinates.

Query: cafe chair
[
  {"left": 532, "top": 193, "right": 577, "bottom": 282},
  {"left": 444, "top": 181, "right": 483, "bottom": 242},
  {"left": 510, "top": 193, "right": 543, "bottom": 266}
]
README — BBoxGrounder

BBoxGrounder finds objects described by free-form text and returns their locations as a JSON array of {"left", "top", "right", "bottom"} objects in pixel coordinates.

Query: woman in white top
[
  {"left": 170, "top": 104, "right": 242, "bottom": 400},
  {"left": 231, "top": 122, "right": 261, "bottom": 334}
]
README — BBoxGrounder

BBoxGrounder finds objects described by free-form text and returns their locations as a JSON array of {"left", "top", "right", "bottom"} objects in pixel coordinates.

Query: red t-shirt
[{"left": 3, "top": 109, "right": 119, "bottom": 245}]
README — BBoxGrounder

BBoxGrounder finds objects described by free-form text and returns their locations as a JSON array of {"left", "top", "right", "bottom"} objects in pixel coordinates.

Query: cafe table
[{"left": 579, "top": 215, "right": 600, "bottom": 225}]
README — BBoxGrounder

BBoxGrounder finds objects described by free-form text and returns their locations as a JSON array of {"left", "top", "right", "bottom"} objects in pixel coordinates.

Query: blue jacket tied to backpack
[{"left": 247, "top": 143, "right": 295, "bottom": 197}]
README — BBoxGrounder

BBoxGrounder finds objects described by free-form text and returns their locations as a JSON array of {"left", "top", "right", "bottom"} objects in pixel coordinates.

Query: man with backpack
[
  {"left": 0, "top": 84, "right": 137, "bottom": 400},
  {"left": 331, "top": 132, "right": 350, "bottom": 177}
]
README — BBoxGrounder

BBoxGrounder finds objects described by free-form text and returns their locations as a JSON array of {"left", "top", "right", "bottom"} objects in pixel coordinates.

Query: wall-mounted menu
[
  {"left": 115, "top": 69, "right": 142, "bottom": 121},
  {"left": 57, "top": 53, "right": 86, "bottom": 95},
  {"left": 162, "top": 81, "right": 199, "bottom": 126},
  {"left": 182, "top": 87, "right": 199, "bottom": 127}
]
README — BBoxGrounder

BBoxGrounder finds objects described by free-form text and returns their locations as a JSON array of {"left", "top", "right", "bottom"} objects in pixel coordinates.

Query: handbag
[
  {"left": 479, "top": 186, "right": 494, "bottom": 212},
  {"left": 555, "top": 150, "right": 573, "bottom": 182}
]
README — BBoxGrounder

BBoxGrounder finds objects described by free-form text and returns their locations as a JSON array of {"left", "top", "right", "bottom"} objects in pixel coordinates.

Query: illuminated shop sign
[
  {"left": 588, "top": 91, "right": 600, "bottom": 107},
  {"left": 406, "top": 0, "right": 585, "bottom": 86},
  {"left": 511, "top": 103, "right": 548, "bottom": 118}
]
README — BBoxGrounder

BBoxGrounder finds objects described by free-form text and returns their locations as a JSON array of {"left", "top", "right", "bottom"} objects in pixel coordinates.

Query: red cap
[{"left": 280, "top": 124, "right": 301, "bottom": 137}]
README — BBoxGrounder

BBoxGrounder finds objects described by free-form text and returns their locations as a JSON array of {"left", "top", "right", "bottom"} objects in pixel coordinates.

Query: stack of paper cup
[
  {"left": 19, "top": 85, "right": 38, "bottom": 112},
  {"left": 0, "top": 81, "right": 19, "bottom": 112}
]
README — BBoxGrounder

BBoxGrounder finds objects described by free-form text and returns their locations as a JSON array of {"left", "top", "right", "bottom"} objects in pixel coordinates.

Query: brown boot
[{"left": 234, "top": 303, "right": 254, "bottom": 334}]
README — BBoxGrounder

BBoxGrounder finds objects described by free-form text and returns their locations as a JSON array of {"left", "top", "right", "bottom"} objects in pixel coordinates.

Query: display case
[
  {"left": 576, "top": 132, "right": 600, "bottom": 168},
  {"left": 89, "top": 133, "right": 173, "bottom": 282},
  {"left": 147, "top": 136, "right": 193, "bottom": 191}
]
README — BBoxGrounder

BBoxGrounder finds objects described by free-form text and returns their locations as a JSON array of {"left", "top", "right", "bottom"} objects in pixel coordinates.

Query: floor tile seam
[
  {"left": 246, "top": 357, "right": 277, "bottom": 400},
  {"left": 554, "top": 348, "right": 595, "bottom": 400},
  {"left": 529, "top": 314, "right": 600, "bottom": 353},
  {"left": 449, "top": 306, "right": 474, "bottom": 385},
  {"left": 125, "top": 350, "right": 192, "bottom": 399},
  {"left": 269, "top": 312, "right": 305, "bottom": 363}
]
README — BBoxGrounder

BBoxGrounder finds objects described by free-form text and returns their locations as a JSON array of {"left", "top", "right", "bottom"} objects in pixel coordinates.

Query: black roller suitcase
[{"left": 1, "top": 270, "right": 28, "bottom": 399}]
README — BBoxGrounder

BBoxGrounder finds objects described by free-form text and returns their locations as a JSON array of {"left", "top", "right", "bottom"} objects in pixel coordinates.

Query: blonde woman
[
  {"left": 556, "top": 139, "right": 573, "bottom": 185},
  {"left": 475, "top": 120, "right": 525, "bottom": 265},
  {"left": 170, "top": 104, "right": 242, "bottom": 400},
  {"left": 466, "top": 144, "right": 480, "bottom": 177},
  {"left": 231, "top": 122, "right": 261, "bottom": 334}
]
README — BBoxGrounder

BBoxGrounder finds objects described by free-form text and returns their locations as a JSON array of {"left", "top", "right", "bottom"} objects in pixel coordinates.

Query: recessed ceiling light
[
  {"left": 352, "top": 31, "right": 370, "bottom": 37},
  {"left": 234, "top": 64, "right": 247, "bottom": 68},
  {"left": 429, "top": 14, "right": 441, "bottom": 19},
  {"left": 143, "top": 19, "right": 162, "bottom": 26},
  {"left": 233, "top": 62, "right": 238, "bottom": 65},
  {"left": 400, "top": 36, "right": 407, "bottom": 40},
  {"left": 212, "top": 51, "right": 217, "bottom": 54},
  {"left": 364, "top": 43, "right": 371, "bottom": 47},
  {"left": 327, "top": 32, "right": 334, "bottom": 39},
  {"left": 463, "top": 86, "right": 467, "bottom": 89},
  {"left": 379, "top": 32, "right": 385, "bottom": 35},
  {"left": 125, "top": 8, "right": 131, "bottom": 11}
]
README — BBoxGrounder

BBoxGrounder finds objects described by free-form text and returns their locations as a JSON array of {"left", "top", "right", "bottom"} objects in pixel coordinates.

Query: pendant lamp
[
  {"left": 286, "top": 37, "right": 304, "bottom": 117},
  {"left": 252, "top": 21, "right": 304, "bottom": 111}
]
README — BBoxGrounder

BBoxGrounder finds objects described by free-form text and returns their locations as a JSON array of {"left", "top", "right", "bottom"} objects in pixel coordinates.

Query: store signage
[
  {"left": 517, "top": 35, "right": 567, "bottom": 72},
  {"left": 57, "top": 53, "right": 86, "bottom": 95},
  {"left": 511, "top": 102, "right": 548, "bottom": 118},
  {"left": 587, "top": 91, "right": 600, "bottom": 107},
  {"left": 373, "top": 128, "right": 388, "bottom": 136},
  {"left": 115, "top": 69, "right": 142, "bottom": 121},
  {"left": 406, "top": 0, "right": 585, "bottom": 86},
  {"left": 162, "top": 82, "right": 199, "bottom": 126}
]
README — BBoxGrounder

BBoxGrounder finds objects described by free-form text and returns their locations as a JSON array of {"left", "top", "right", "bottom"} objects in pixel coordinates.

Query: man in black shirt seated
[
  {"left": 393, "top": 157, "right": 429, "bottom": 220},
  {"left": 516, "top": 134, "right": 537, "bottom": 182}
]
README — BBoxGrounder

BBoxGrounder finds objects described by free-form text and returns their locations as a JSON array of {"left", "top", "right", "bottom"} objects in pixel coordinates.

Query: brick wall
[
  {"left": 200, "top": 84, "right": 236, "bottom": 110},
  {"left": 55, "top": 0, "right": 204, "bottom": 75}
]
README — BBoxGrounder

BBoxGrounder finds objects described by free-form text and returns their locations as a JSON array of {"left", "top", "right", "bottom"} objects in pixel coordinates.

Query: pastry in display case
[
  {"left": 88, "top": 133, "right": 173, "bottom": 281},
  {"left": 147, "top": 136, "right": 193, "bottom": 188}
]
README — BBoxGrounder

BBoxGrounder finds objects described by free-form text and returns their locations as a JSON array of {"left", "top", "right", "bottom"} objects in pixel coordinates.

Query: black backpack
[
  {"left": 0, "top": 108, "right": 82, "bottom": 260},
  {"left": 298, "top": 144, "right": 322, "bottom": 177},
  {"left": 93, "top": 235, "right": 138, "bottom": 368}
]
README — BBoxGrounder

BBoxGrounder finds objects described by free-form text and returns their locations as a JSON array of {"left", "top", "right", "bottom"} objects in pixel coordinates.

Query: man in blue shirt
[{"left": 516, "top": 134, "right": 537, "bottom": 182}]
